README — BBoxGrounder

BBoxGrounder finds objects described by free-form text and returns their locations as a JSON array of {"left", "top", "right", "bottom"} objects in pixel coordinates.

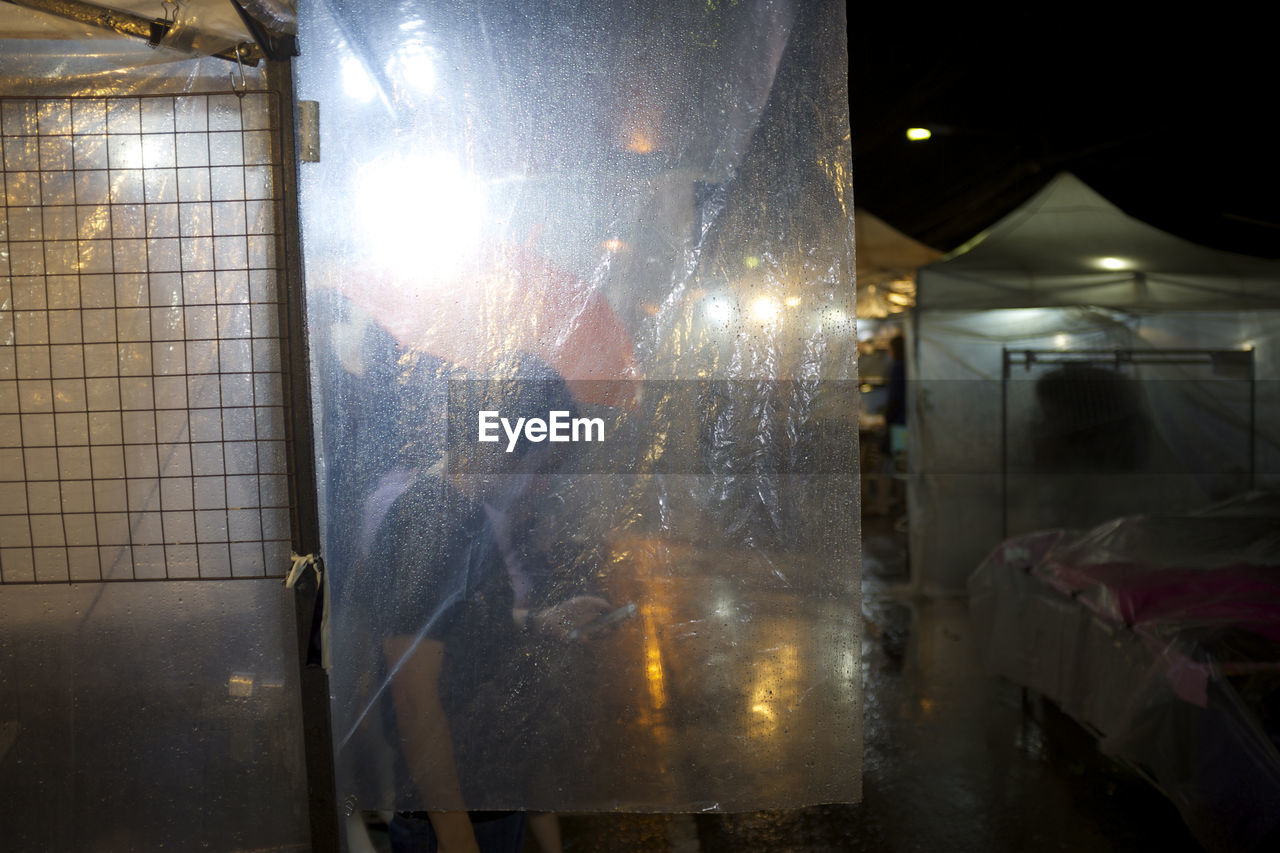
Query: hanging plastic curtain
[
  {"left": 0, "top": 5, "right": 311, "bottom": 849},
  {"left": 296, "top": 0, "right": 859, "bottom": 815}
]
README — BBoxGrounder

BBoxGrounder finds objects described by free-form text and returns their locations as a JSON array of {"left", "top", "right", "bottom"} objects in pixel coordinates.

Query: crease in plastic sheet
[
  {"left": 969, "top": 493, "right": 1280, "bottom": 853},
  {"left": 297, "top": 0, "right": 860, "bottom": 814},
  {"left": 0, "top": 40, "right": 269, "bottom": 96}
]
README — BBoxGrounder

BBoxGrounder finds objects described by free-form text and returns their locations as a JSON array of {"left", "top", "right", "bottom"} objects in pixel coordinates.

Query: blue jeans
[{"left": 388, "top": 811, "right": 527, "bottom": 853}]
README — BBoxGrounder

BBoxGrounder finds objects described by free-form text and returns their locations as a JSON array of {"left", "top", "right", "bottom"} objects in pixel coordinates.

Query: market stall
[
  {"left": 969, "top": 492, "right": 1280, "bottom": 852},
  {"left": 0, "top": 2, "right": 316, "bottom": 849},
  {"left": 908, "top": 173, "right": 1280, "bottom": 593},
  {"left": 2, "top": 2, "right": 862, "bottom": 849}
]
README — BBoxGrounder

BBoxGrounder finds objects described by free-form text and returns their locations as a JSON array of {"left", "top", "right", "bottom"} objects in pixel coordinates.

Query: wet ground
[
  {"left": 363, "top": 513, "right": 1206, "bottom": 852},
  {"left": 547, "top": 514, "right": 1205, "bottom": 853}
]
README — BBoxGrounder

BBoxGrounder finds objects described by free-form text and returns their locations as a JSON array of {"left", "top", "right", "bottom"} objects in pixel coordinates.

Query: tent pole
[
  {"left": 1249, "top": 349, "right": 1257, "bottom": 491},
  {"left": 266, "top": 57, "right": 341, "bottom": 853},
  {"left": 1001, "top": 348, "right": 1010, "bottom": 540}
]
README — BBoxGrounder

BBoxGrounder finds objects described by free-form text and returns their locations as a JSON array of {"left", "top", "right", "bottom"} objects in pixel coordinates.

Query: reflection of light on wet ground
[
  {"left": 556, "top": 540, "right": 1206, "bottom": 850},
  {"left": 640, "top": 601, "right": 669, "bottom": 714},
  {"left": 594, "top": 535, "right": 860, "bottom": 808},
  {"left": 747, "top": 642, "right": 799, "bottom": 740}
]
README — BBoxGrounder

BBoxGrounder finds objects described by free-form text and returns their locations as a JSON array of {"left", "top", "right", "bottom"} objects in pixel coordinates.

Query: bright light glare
[
  {"left": 750, "top": 296, "right": 781, "bottom": 324},
  {"left": 354, "top": 153, "right": 486, "bottom": 278},
  {"left": 784, "top": 295, "right": 802, "bottom": 308},
  {"left": 906, "top": 127, "right": 932, "bottom": 141},
  {"left": 342, "top": 56, "right": 377, "bottom": 102},
  {"left": 704, "top": 295, "right": 734, "bottom": 328},
  {"left": 1054, "top": 334, "right": 1070, "bottom": 349},
  {"left": 388, "top": 44, "right": 436, "bottom": 94},
  {"left": 1096, "top": 256, "right": 1130, "bottom": 270}
]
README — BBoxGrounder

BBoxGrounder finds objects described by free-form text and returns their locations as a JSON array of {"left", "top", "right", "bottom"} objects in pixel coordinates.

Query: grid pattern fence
[{"left": 0, "top": 92, "right": 293, "bottom": 583}]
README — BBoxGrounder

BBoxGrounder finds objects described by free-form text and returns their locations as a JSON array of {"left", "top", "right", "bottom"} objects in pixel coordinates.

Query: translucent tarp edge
[{"left": 298, "top": 0, "right": 860, "bottom": 819}]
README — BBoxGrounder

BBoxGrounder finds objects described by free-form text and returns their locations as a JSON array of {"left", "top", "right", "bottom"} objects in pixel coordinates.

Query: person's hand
[{"left": 532, "top": 595, "right": 613, "bottom": 641}]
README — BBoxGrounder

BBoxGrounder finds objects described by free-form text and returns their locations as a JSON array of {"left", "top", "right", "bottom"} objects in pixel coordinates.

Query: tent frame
[{"left": 1000, "top": 347, "right": 1257, "bottom": 538}]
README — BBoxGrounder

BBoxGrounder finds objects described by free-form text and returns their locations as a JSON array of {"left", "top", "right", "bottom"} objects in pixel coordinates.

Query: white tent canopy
[
  {"left": 908, "top": 173, "right": 1280, "bottom": 594},
  {"left": 855, "top": 210, "right": 940, "bottom": 318},
  {"left": 918, "top": 172, "right": 1280, "bottom": 311}
]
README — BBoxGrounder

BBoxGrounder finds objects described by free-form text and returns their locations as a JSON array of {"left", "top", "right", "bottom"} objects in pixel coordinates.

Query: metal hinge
[{"left": 297, "top": 101, "right": 320, "bottom": 162}]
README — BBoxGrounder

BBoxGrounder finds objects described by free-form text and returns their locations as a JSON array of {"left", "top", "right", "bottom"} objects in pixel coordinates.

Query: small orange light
[{"left": 627, "top": 131, "right": 655, "bottom": 154}]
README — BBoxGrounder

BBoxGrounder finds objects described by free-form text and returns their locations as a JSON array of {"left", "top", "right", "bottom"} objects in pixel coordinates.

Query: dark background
[{"left": 848, "top": 12, "right": 1277, "bottom": 258}]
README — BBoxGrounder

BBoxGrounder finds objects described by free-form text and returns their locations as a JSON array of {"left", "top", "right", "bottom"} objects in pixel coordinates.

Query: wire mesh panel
[{"left": 0, "top": 92, "right": 293, "bottom": 583}]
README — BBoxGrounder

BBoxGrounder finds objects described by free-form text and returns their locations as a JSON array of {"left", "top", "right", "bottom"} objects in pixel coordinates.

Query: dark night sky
[{"left": 848, "top": 12, "right": 1278, "bottom": 258}]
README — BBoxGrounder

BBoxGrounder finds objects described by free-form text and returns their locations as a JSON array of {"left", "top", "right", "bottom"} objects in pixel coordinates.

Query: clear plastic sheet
[
  {"left": 969, "top": 494, "right": 1280, "bottom": 853},
  {"left": 1, "top": 87, "right": 291, "bottom": 581},
  {"left": 0, "top": 40, "right": 269, "bottom": 97},
  {"left": 0, "top": 0, "right": 264, "bottom": 54},
  {"left": 1, "top": 34, "right": 310, "bottom": 850},
  {"left": 296, "top": 0, "right": 860, "bottom": 815},
  {"left": 0, "top": 581, "right": 311, "bottom": 850},
  {"left": 908, "top": 307, "right": 1280, "bottom": 593}
]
